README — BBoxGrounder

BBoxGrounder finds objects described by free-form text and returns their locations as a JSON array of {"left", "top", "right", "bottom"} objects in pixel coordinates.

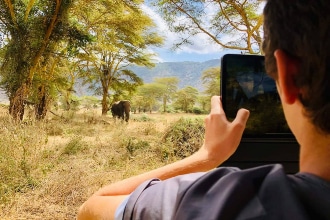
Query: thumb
[{"left": 232, "top": 108, "right": 250, "bottom": 132}]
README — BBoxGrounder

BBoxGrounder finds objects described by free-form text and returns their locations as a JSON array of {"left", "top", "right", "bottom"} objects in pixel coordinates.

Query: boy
[{"left": 77, "top": 0, "right": 330, "bottom": 219}]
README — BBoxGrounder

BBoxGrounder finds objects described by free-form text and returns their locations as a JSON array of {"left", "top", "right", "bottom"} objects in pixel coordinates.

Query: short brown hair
[{"left": 262, "top": 0, "right": 330, "bottom": 134}]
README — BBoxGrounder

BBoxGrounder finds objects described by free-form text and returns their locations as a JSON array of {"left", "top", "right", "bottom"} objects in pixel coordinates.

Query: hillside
[
  {"left": 0, "top": 59, "right": 221, "bottom": 103},
  {"left": 128, "top": 59, "right": 220, "bottom": 91}
]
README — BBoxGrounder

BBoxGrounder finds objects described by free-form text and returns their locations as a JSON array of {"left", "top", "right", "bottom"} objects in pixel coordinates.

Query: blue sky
[{"left": 141, "top": 4, "right": 241, "bottom": 63}]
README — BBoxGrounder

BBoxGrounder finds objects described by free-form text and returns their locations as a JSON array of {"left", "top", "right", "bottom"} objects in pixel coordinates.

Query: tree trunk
[
  {"left": 101, "top": 91, "right": 109, "bottom": 115},
  {"left": 9, "top": 83, "right": 29, "bottom": 121},
  {"left": 35, "top": 86, "right": 49, "bottom": 120}
]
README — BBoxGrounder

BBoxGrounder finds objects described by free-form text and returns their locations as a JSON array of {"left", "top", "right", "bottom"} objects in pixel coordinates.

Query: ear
[{"left": 274, "top": 49, "right": 300, "bottom": 104}]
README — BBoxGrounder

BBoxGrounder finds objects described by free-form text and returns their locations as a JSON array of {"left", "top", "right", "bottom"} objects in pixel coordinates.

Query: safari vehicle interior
[{"left": 219, "top": 54, "right": 299, "bottom": 174}]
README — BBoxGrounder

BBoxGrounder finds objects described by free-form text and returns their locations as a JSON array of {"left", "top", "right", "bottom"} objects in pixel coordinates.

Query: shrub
[
  {"left": 133, "top": 114, "right": 153, "bottom": 122},
  {"left": 191, "top": 107, "right": 207, "bottom": 115},
  {"left": 162, "top": 117, "right": 205, "bottom": 158},
  {"left": 125, "top": 137, "right": 150, "bottom": 156},
  {"left": 62, "top": 136, "right": 87, "bottom": 156}
]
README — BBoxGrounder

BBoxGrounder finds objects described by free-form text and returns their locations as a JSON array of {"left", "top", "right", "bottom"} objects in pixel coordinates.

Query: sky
[{"left": 141, "top": 3, "right": 240, "bottom": 63}]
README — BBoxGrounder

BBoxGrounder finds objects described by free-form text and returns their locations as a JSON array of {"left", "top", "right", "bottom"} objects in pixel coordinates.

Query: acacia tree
[
  {"left": 197, "top": 66, "right": 221, "bottom": 112},
  {"left": 29, "top": 55, "right": 70, "bottom": 119},
  {"left": 153, "top": 0, "right": 263, "bottom": 54},
  {"left": 0, "top": 0, "right": 89, "bottom": 120},
  {"left": 154, "top": 77, "right": 179, "bottom": 112},
  {"left": 133, "top": 83, "right": 164, "bottom": 113},
  {"left": 74, "top": 0, "right": 164, "bottom": 115},
  {"left": 174, "top": 86, "right": 199, "bottom": 112},
  {"left": 202, "top": 66, "right": 220, "bottom": 97}
]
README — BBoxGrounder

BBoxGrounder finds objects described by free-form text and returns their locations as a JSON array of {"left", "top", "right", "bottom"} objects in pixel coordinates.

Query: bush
[
  {"left": 62, "top": 136, "right": 87, "bottom": 156},
  {"left": 125, "top": 137, "right": 150, "bottom": 156},
  {"left": 132, "top": 114, "right": 153, "bottom": 122},
  {"left": 0, "top": 118, "right": 47, "bottom": 204},
  {"left": 191, "top": 107, "right": 205, "bottom": 114},
  {"left": 162, "top": 117, "right": 204, "bottom": 158},
  {"left": 164, "top": 105, "right": 177, "bottom": 113}
]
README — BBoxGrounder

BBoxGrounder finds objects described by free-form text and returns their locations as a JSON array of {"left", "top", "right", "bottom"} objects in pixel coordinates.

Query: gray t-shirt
[{"left": 121, "top": 164, "right": 330, "bottom": 220}]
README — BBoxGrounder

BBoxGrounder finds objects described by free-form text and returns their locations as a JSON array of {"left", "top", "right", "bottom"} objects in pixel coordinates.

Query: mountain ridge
[
  {"left": 128, "top": 59, "right": 220, "bottom": 91},
  {"left": 0, "top": 59, "right": 221, "bottom": 103}
]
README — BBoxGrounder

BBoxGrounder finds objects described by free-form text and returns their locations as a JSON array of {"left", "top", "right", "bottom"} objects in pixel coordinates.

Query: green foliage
[
  {"left": 153, "top": 0, "right": 263, "bottom": 54},
  {"left": 128, "top": 60, "right": 220, "bottom": 92},
  {"left": 162, "top": 117, "right": 205, "bottom": 158},
  {"left": 197, "top": 95, "right": 211, "bottom": 113},
  {"left": 154, "top": 77, "right": 179, "bottom": 112},
  {"left": 132, "top": 114, "right": 153, "bottom": 122},
  {"left": 58, "top": 95, "right": 81, "bottom": 111},
  {"left": 174, "top": 86, "right": 199, "bottom": 112},
  {"left": 125, "top": 137, "right": 150, "bottom": 156},
  {"left": 191, "top": 107, "right": 207, "bottom": 115},
  {"left": 164, "top": 105, "right": 177, "bottom": 113},
  {"left": 0, "top": 0, "right": 91, "bottom": 99},
  {"left": 62, "top": 136, "right": 87, "bottom": 156},
  {"left": 202, "top": 67, "right": 221, "bottom": 97},
  {"left": 73, "top": 0, "right": 164, "bottom": 114},
  {"left": 132, "top": 83, "right": 165, "bottom": 113}
]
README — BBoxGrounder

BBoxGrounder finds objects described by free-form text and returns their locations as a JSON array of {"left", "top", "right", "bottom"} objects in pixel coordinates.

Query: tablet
[{"left": 220, "top": 54, "right": 293, "bottom": 138}]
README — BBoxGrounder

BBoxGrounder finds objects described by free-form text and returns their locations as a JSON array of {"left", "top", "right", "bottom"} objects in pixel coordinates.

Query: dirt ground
[{"left": 0, "top": 107, "right": 205, "bottom": 219}]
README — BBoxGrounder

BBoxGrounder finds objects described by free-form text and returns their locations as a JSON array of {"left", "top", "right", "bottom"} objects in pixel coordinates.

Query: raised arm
[{"left": 77, "top": 96, "right": 249, "bottom": 220}]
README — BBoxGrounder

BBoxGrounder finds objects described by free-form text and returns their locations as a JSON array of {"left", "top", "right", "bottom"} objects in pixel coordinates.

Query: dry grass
[{"left": 0, "top": 106, "right": 206, "bottom": 220}]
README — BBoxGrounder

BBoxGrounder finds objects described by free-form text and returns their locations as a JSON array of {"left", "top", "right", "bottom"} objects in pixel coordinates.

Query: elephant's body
[{"left": 110, "top": 100, "right": 130, "bottom": 122}]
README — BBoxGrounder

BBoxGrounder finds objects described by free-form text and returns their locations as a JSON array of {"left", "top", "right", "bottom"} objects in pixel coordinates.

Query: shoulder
[
  {"left": 122, "top": 167, "right": 238, "bottom": 220},
  {"left": 123, "top": 165, "right": 289, "bottom": 220},
  {"left": 123, "top": 165, "right": 329, "bottom": 219}
]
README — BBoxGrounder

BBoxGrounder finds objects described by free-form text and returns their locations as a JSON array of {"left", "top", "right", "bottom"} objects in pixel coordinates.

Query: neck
[{"left": 299, "top": 126, "right": 330, "bottom": 181}]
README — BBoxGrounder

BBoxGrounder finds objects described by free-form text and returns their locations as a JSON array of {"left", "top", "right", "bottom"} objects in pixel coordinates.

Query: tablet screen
[{"left": 220, "top": 54, "right": 293, "bottom": 138}]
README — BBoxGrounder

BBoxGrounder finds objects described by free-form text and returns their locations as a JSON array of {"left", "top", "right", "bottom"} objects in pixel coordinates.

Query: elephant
[{"left": 110, "top": 100, "right": 131, "bottom": 122}]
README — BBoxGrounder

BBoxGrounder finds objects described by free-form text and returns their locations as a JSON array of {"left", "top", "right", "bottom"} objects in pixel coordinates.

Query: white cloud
[{"left": 141, "top": 4, "right": 223, "bottom": 60}]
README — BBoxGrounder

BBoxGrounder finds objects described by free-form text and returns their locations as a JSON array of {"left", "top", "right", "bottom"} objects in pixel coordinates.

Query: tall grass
[
  {"left": 0, "top": 110, "right": 206, "bottom": 219},
  {"left": 0, "top": 115, "right": 48, "bottom": 204},
  {"left": 162, "top": 117, "right": 205, "bottom": 158}
]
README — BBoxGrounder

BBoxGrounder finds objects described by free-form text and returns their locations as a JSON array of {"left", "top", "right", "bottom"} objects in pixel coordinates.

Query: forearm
[
  {"left": 94, "top": 148, "right": 219, "bottom": 196},
  {"left": 77, "top": 96, "right": 249, "bottom": 220}
]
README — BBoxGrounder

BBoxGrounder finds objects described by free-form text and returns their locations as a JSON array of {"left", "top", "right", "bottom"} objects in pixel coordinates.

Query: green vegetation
[
  {"left": 174, "top": 86, "right": 199, "bottom": 113},
  {"left": 0, "top": 107, "right": 207, "bottom": 219},
  {"left": 162, "top": 117, "right": 205, "bottom": 158},
  {"left": 62, "top": 136, "right": 87, "bottom": 156},
  {"left": 153, "top": 0, "right": 263, "bottom": 54},
  {"left": 0, "top": 1, "right": 266, "bottom": 218},
  {"left": 0, "top": 0, "right": 262, "bottom": 122},
  {"left": 0, "top": 116, "right": 48, "bottom": 204},
  {"left": 130, "top": 72, "right": 220, "bottom": 114},
  {"left": 0, "top": 0, "right": 163, "bottom": 120},
  {"left": 127, "top": 59, "right": 220, "bottom": 92}
]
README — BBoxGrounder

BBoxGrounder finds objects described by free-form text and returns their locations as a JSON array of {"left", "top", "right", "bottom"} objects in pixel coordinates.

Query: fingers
[
  {"left": 210, "top": 96, "right": 221, "bottom": 114},
  {"left": 210, "top": 96, "right": 224, "bottom": 115},
  {"left": 209, "top": 95, "right": 249, "bottom": 128},
  {"left": 235, "top": 108, "right": 250, "bottom": 123},
  {"left": 232, "top": 108, "right": 250, "bottom": 132}
]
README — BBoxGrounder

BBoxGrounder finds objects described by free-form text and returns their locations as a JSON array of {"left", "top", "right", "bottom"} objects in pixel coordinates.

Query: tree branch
[
  {"left": 4, "top": 0, "right": 17, "bottom": 27},
  {"left": 24, "top": 0, "right": 36, "bottom": 21},
  {"left": 28, "top": 0, "right": 62, "bottom": 83}
]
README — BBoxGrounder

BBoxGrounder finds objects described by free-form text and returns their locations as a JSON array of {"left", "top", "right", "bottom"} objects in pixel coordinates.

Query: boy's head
[{"left": 262, "top": 0, "right": 330, "bottom": 134}]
